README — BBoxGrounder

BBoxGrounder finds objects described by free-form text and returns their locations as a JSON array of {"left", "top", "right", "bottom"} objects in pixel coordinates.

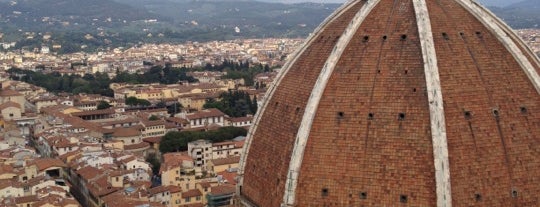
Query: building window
[
  {"left": 185, "top": 197, "right": 191, "bottom": 202},
  {"left": 196, "top": 196, "right": 201, "bottom": 201}
]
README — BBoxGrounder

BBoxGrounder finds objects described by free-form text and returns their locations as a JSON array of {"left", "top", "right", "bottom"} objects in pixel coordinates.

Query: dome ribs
[
  {"left": 239, "top": 1, "right": 368, "bottom": 207},
  {"left": 428, "top": 0, "right": 540, "bottom": 206},
  {"left": 238, "top": 0, "right": 540, "bottom": 206},
  {"left": 295, "top": 0, "right": 435, "bottom": 205}
]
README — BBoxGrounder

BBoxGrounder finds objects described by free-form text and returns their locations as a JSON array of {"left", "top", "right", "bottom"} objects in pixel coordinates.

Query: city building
[{"left": 238, "top": 0, "right": 540, "bottom": 206}]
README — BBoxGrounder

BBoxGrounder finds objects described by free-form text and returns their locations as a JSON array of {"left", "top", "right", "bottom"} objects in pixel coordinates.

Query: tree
[
  {"left": 159, "top": 127, "right": 247, "bottom": 153},
  {"left": 145, "top": 153, "right": 161, "bottom": 175},
  {"left": 166, "top": 102, "right": 183, "bottom": 115},
  {"left": 149, "top": 115, "right": 159, "bottom": 121},
  {"left": 203, "top": 91, "right": 258, "bottom": 117},
  {"left": 125, "top": 96, "right": 140, "bottom": 106},
  {"left": 97, "top": 101, "right": 112, "bottom": 110}
]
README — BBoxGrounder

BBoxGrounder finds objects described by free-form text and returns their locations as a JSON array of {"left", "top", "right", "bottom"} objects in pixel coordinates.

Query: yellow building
[
  {"left": 160, "top": 153, "right": 198, "bottom": 191},
  {"left": 0, "top": 89, "right": 26, "bottom": 113},
  {"left": 0, "top": 101, "right": 22, "bottom": 120},
  {"left": 208, "top": 156, "right": 240, "bottom": 175}
]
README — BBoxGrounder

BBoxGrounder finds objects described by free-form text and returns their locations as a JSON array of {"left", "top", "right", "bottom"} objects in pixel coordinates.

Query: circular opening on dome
[
  {"left": 511, "top": 189, "right": 518, "bottom": 198},
  {"left": 398, "top": 113, "right": 406, "bottom": 120},
  {"left": 442, "top": 32, "right": 449, "bottom": 40},
  {"left": 464, "top": 111, "right": 472, "bottom": 119},
  {"left": 275, "top": 102, "right": 279, "bottom": 107},
  {"left": 400, "top": 195, "right": 408, "bottom": 203},
  {"left": 377, "top": 70, "right": 381, "bottom": 74},
  {"left": 413, "top": 88, "right": 417, "bottom": 92},
  {"left": 382, "top": 35, "right": 388, "bottom": 40},
  {"left": 337, "top": 112, "right": 344, "bottom": 118},
  {"left": 368, "top": 113, "right": 374, "bottom": 120},
  {"left": 321, "top": 188, "right": 329, "bottom": 197},
  {"left": 360, "top": 192, "right": 367, "bottom": 199},
  {"left": 404, "top": 70, "right": 408, "bottom": 74},
  {"left": 400, "top": 34, "right": 407, "bottom": 40},
  {"left": 520, "top": 106, "right": 528, "bottom": 114},
  {"left": 475, "top": 193, "right": 482, "bottom": 201},
  {"left": 295, "top": 107, "right": 301, "bottom": 114},
  {"left": 363, "top": 36, "right": 369, "bottom": 42},
  {"left": 492, "top": 109, "right": 500, "bottom": 117},
  {"left": 476, "top": 31, "right": 483, "bottom": 38}
]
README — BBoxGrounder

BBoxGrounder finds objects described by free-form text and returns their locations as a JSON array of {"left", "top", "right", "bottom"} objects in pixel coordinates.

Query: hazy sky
[{"left": 263, "top": 0, "right": 524, "bottom": 7}]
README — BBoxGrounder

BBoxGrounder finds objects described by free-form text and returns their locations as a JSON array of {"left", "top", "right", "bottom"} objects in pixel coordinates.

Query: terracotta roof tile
[
  {"left": 209, "top": 184, "right": 236, "bottom": 196},
  {"left": 211, "top": 156, "right": 240, "bottom": 166},
  {"left": 181, "top": 189, "right": 202, "bottom": 198}
]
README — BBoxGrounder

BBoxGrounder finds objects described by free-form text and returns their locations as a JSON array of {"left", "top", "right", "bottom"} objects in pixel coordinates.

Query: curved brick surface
[
  {"left": 240, "top": 1, "right": 367, "bottom": 206},
  {"left": 239, "top": 0, "right": 540, "bottom": 206}
]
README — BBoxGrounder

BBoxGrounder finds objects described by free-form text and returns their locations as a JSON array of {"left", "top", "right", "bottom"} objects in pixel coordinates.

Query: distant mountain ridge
[
  {"left": 489, "top": 0, "right": 540, "bottom": 28},
  {"left": 0, "top": 0, "right": 537, "bottom": 53}
]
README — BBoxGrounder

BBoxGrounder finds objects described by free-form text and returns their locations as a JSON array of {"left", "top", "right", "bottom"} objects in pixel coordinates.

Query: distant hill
[
  {"left": 489, "top": 0, "right": 540, "bottom": 28},
  {"left": 0, "top": 0, "right": 537, "bottom": 54},
  {"left": 0, "top": 0, "right": 160, "bottom": 24}
]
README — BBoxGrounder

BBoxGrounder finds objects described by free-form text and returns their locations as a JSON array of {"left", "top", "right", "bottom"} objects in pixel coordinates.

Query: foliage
[
  {"left": 112, "top": 65, "right": 197, "bottom": 84},
  {"left": 203, "top": 91, "right": 257, "bottom": 117},
  {"left": 203, "top": 59, "right": 266, "bottom": 86},
  {"left": 125, "top": 97, "right": 151, "bottom": 106},
  {"left": 8, "top": 65, "right": 197, "bottom": 97},
  {"left": 7, "top": 68, "right": 114, "bottom": 96},
  {"left": 97, "top": 101, "right": 112, "bottom": 110},
  {"left": 159, "top": 126, "right": 247, "bottom": 153},
  {"left": 145, "top": 153, "right": 161, "bottom": 175},
  {"left": 149, "top": 115, "right": 159, "bottom": 121}
]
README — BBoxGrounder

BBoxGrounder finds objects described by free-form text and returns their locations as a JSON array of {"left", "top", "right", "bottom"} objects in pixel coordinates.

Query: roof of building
[
  {"left": 185, "top": 108, "right": 225, "bottom": 120},
  {"left": 124, "top": 142, "right": 150, "bottom": 151},
  {"left": 71, "top": 108, "right": 115, "bottom": 116},
  {"left": 0, "top": 101, "right": 21, "bottom": 110},
  {"left": 209, "top": 184, "right": 236, "bottom": 196},
  {"left": 30, "top": 158, "right": 67, "bottom": 171},
  {"left": 0, "top": 89, "right": 22, "bottom": 97},
  {"left": 181, "top": 189, "right": 202, "bottom": 198},
  {"left": 217, "top": 170, "right": 238, "bottom": 185},
  {"left": 238, "top": 0, "right": 540, "bottom": 206},
  {"left": 14, "top": 195, "right": 39, "bottom": 204},
  {"left": 211, "top": 156, "right": 240, "bottom": 166},
  {"left": 148, "top": 185, "right": 170, "bottom": 195},
  {"left": 142, "top": 136, "right": 162, "bottom": 144},
  {"left": 112, "top": 127, "right": 141, "bottom": 138}
]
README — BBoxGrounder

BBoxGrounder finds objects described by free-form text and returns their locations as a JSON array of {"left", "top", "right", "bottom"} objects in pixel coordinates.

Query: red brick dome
[{"left": 237, "top": 0, "right": 540, "bottom": 206}]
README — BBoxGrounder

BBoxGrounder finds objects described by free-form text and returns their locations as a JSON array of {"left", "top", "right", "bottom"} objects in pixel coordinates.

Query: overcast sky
[{"left": 262, "top": 0, "right": 524, "bottom": 7}]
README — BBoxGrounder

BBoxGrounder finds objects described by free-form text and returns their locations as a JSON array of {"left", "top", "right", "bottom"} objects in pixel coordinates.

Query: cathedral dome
[{"left": 238, "top": 0, "right": 540, "bottom": 206}]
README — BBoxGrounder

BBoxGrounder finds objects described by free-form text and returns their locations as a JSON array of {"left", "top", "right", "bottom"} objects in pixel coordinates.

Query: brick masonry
[
  {"left": 240, "top": 1, "right": 367, "bottom": 207},
  {"left": 239, "top": 0, "right": 540, "bottom": 206}
]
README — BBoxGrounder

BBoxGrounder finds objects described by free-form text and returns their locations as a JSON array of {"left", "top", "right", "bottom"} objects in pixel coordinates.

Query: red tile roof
[
  {"left": 185, "top": 108, "right": 225, "bottom": 120},
  {"left": 211, "top": 156, "right": 240, "bottom": 166},
  {"left": 31, "top": 158, "right": 67, "bottom": 171},
  {"left": 181, "top": 189, "right": 202, "bottom": 198},
  {"left": 209, "top": 184, "right": 236, "bottom": 196},
  {"left": 0, "top": 101, "right": 21, "bottom": 110}
]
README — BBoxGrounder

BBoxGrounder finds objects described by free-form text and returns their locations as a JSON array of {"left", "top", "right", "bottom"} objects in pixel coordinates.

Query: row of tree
[
  {"left": 113, "top": 64, "right": 197, "bottom": 84},
  {"left": 204, "top": 60, "right": 272, "bottom": 86},
  {"left": 8, "top": 68, "right": 115, "bottom": 96},
  {"left": 203, "top": 91, "right": 258, "bottom": 117},
  {"left": 8, "top": 65, "right": 198, "bottom": 97},
  {"left": 159, "top": 126, "right": 247, "bottom": 153}
]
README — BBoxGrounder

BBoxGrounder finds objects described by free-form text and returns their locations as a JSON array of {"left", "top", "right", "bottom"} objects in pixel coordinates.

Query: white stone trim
[
  {"left": 413, "top": 1, "right": 452, "bottom": 207},
  {"left": 472, "top": 2, "right": 540, "bottom": 69},
  {"left": 236, "top": 0, "right": 366, "bottom": 198},
  {"left": 281, "top": 0, "right": 381, "bottom": 206},
  {"left": 454, "top": 0, "right": 540, "bottom": 94}
]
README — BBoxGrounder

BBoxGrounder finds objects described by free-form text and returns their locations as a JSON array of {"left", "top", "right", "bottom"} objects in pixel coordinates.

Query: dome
[{"left": 237, "top": 0, "right": 540, "bottom": 206}]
